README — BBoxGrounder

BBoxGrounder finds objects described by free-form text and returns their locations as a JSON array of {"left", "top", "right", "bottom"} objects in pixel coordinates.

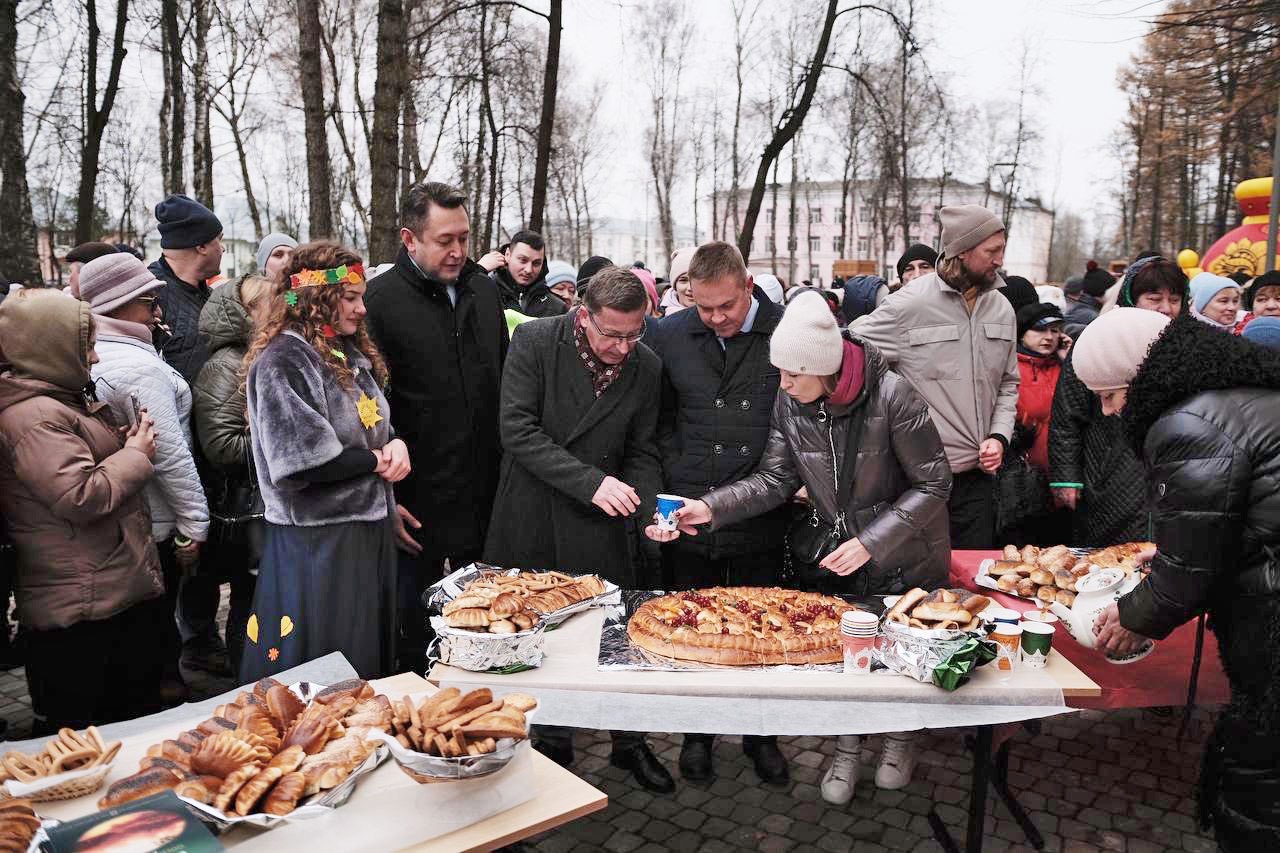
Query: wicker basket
[{"left": 0, "top": 763, "right": 112, "bottom": 802}]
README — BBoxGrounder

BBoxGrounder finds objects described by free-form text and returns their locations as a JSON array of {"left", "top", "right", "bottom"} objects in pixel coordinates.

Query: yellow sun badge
[{"left": 356, "top": 392, "right": 383, "bottom": 430}]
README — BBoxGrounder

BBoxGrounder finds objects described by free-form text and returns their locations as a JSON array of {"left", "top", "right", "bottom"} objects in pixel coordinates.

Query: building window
[
  {"left": 809, "top": 207, "right": 823, "bottom": 224},
  {"left": 809, "top": 264, "right": 821, "bottom": 282},
  {"left": 836, "top": 209, "right": 846, "bottom": 225},
  {"left": 808, "top": 236, "right": 821, "bottom": 253},
  {"left": 909, "top": 204, "right": 922, "bottom": 222},
  {"left": 787, "top": 236, "right": 797, "bottom": 251},
  {"left": 766, "top": 208, "right": 774, "bottom": 225},
  {"left": 833, "top": 236, "right": 845, "bottom": 254},
  {"left": 859, "top": 205, "right": 873, "bottom": 224},
  {"left": 857, "top": 237, "right": 870, "bottom": 257},
  {"left": 766, "top": 236, "right": 776, "bottom": 254}
]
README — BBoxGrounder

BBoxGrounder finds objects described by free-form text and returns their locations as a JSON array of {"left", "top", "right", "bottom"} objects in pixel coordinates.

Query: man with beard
[
  {"left": 482, "top": 230, "right": 565, "bottom": 319},
  {"left": 365, "top": 182, "right": 508, "bottom": 671},
  {"left": 853, "top": 205, "right": 1018, "bottom": 548}
]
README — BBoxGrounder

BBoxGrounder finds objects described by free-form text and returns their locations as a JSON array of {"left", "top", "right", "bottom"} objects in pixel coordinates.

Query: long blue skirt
[{"left": 239, "top": 519, "right": 396, "bottom": 682}]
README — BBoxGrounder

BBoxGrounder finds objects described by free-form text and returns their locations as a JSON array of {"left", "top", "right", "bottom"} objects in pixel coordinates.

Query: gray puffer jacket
[{"left": 702, "top": 337, "right": 952, "bottom": 595}]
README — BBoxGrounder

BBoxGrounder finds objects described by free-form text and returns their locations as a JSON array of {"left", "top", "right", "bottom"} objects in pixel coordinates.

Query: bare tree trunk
[
  {"left": 0, "top": 0, "right": 37, "bottom": 282},
  {"left": 787, "top": 138, "right": 797, "bottom": 284},
  {"left": 400, "top": 89, "right": 417, "bottom": 213},
  {"left": 528, "top": 0, "right": 560, "bottom": 233},
  {"left": 297, "top": 0, "right": 334, "bottom": 237},
  {"left": 737, "top": 0, "right": 837, "bottom": 261},
  {"left": 192, "top": 0, "right": 213, "bottom": 207},
  {"left": 369, "top": 0, "right": 406, "bottom": 262},
  {"left": 227, "top": 112, "right": 262, "bottom": 237},
  {"left": 75, "top": 0, "right": 129, "bottom": 244},
  {"left": 769, "top": 157, "right": 779, "bottom": 275},
  {"left": 160, "top": 0, "right": 184, "bottom": 195}
]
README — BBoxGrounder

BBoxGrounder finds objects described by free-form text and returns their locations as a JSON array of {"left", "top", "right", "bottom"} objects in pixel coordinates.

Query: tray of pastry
[
  {"left": 95, "top": 678, "right": 391, "bottom": 830},
  {"left": 976, "top": 542, "right": 1154, "bottom": 606},
  {"left": 426, "top": 563, "right": 621, "bottom": 634}
]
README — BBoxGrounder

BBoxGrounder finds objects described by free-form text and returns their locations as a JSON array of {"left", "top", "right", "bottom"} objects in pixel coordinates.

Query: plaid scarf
[{"left": 573, "top": 314, "right": 624, "bottom": 398}]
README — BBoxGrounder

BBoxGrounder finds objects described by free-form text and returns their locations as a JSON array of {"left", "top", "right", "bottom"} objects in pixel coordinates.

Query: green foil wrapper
[{"left": 931, "top": 638, "right": 998, "bottom": 691}]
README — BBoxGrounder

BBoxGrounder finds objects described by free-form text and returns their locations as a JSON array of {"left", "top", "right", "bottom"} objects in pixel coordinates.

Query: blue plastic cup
[{"left": 655, "top": 494, "right": 685, "bottom": 531}]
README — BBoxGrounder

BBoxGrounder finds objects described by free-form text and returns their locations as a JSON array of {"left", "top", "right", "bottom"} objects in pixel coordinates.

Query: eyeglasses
[
  {"left": 134, "top": 295, "right": 159, "bottom": 307},
  {"left": 587, "top": 311, "right": 645, "bottom": 343}
]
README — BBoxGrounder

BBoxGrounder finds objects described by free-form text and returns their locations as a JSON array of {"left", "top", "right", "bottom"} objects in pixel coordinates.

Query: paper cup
[
  {"left": 991, "top": 624, "right": 1022, "bottom": 671},
  {"left": 842, "top": 634, "right": 875, "bottom": 674},
  {"left": 1021, "top": 609, "right": 1059, "bottom": 625},
  {"left": 841, "top": 611, "right": 879, "bottom": 636},
  {"left": 655, "top": 494, "right": 685, "bottom": 531},
  {"left": 987, "top": 607, "right": 1022, "bottom": 626},
  {"left": 1019, "top": 621, "right": 1054, "bottom": 668}
]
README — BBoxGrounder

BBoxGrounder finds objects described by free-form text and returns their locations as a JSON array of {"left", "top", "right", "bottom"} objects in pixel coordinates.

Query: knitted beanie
[
  {"left": 998, "top": 276, "right": 1039, "bottom": 313},
  {"left": 939, "top": 205, "right": 1005, "bottom": 259},
  {"left": 770, "top": 290, "right": 843, "bottom": 375},
  {"left": 1189, "top": 271, "right": 1241, "bottom": 313},
  {"left": 155, "top": 194, "right": 223, "bottom": 249},
  {"left": 896, "top": 242, "right": 939, "bottom": 279},
  {"left": 1071, "top": 307, "right": 1171, "bottom": 392},
  {"left": 575, "top": 255, "right": 613, "bottom": 298},
  {"left": 80, "top": 253, "right": 164, "bottom": 315},
  {"left": 1016, "top": 302, "right": 1065, "bottom": 339},
  {"left": 1242, "top": 316, "right": 1280, "bottom": 350},
  {"left": 1063, "top": 275, "right": 1085, "bottom": 296},
  {"left": 668, "top": 246, "right": 697, "bottom": 285},
  {"left": 1245, "top": 270, "right": 1280, "bottom": 310},
  {"left": 255, "top": 233, "right": 298, "bottom": 274},
  {"left": 545, "top": 260, "right": 576, "bottom": 288},
  {"left": 753, "top": 272, "right": 784, "bottom": 304},
  {"left": 1082, "top": 267, "right": 1114, "bottom": 298}
]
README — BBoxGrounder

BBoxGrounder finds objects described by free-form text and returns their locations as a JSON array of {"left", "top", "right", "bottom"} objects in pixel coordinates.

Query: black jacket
[
  {"left": 645, "top": 290, "right": 789, "bottom": 561},
  {"left": 493, "top": 266, "right": 566, "bottom": 319},
  {"left": 365, "top": 250, "right": 508, "bottom": 559},
  {"left": 1048, "top": 351, "right": 1149, "bottom": 546},
  {"left": 483, "top": 313, "right": 662, "bottom": 588},
  {"left": 1114, "top": 315, "right": 1280, "bottom": 841},
  {"left": 702, "top": 337, "right": 951, "bottom": 595},
  {"left": 149, "top": 258, "right": 211, "bottom": 386}
]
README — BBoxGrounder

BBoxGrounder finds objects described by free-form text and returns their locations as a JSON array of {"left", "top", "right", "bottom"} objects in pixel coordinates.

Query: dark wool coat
[
  {"left": 150, "top": 257, "right": 212, "bottom": 386},
  {"left": 1047, "top": 352, "right": 1149, "bottom": 546},
  {"left": 702, "top": 338, "right": 951, "bottom": 595},
  {"left": 483, "top": 313, "right": 662, "bottom": 587},
  {"left": 644, "top": 289, "right": 788, "bottom": 560},
  {"left": 1114, "top": 315, "right": 1280, "bottom": 844},
  {"left": 247, "top": 332, "right": 395, "bottom": 527},
  {"left": 365, "top": 250, "right": 508, "bottom": 558}
]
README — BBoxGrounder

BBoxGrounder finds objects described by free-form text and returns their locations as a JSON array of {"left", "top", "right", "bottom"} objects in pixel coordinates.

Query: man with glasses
[
  {"left": 483, "top": 266, "right": 674, "bottom": 794},
  {"left": 644, "top": 240, "right": 791, "bottom": 786}
]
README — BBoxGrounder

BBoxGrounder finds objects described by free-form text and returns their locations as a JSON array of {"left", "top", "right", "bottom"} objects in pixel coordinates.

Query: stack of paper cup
[{"left": 841, "top": 610, "right": 879, "bottom": 675}]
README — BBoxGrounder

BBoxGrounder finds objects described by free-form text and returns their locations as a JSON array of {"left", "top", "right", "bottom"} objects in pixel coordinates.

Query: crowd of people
[{"left": 0, "top": 182, "right": 1277, "bottom": 850}]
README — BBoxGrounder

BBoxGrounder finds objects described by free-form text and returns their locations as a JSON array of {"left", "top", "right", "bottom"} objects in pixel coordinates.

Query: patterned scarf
[{"left": 573, "top": 313, "right": 624, "bottom": 398}]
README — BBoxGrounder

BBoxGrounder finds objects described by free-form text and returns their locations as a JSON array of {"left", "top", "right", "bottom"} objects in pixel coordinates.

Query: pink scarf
[{"left": 828, "top": 340, "right": 865, "bottom": 407}]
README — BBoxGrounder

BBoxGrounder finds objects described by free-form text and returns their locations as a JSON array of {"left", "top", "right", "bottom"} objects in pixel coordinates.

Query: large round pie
[{"left": 627, "top": 586, "right": 861, "bottom": 665}]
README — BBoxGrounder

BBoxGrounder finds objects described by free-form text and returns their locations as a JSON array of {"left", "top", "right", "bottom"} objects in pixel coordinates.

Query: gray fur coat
[{"left": 247, "top": 331, "right": 395, "bottom": 526}]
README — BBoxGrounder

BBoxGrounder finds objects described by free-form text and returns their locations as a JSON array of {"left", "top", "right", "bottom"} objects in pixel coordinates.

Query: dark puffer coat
[
  {"left": 1048, "top": 351, "right": 1149, "bottom": 546},
  {"left": 493, "top": 265, "right": 565, "bottom": 319},
  {"left": 150, "top": 257, "right": 212, "bottom": 386},
  {"left": 701, "top": 337, "right": 952, "bottom": 595},
  {"left": 1116, "top": 314, "right": 1280, "bottom": 849},
  {"left": 645, "top": 289, "right": 789, "bottom": 561}
]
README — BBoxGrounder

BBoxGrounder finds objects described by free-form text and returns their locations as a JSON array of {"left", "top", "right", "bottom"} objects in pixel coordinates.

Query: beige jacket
[{"left": 852, "top": 272, "right": 1019, "bottom": 473}]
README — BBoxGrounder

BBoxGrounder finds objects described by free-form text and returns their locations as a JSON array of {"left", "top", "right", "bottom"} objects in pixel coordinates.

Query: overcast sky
[{"left": 558, "top": 0, "right": 1155, "bottom": 229}]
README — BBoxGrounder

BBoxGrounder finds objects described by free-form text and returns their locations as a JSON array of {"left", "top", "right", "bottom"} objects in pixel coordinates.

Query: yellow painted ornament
[
  {"left": 356, "top": 392, "right": 383, "bottom": 430},
  {"left": 281, "top": 615, "right": 295, "bottom": 638},
  {"left": 247, "top": 613, "right": 259, "bottom": 644}
]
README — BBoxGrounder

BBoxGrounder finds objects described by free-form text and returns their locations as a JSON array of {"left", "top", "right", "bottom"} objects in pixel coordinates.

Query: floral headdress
[{"left": 284, "top": 263, "right": 365, "bottom": 306}]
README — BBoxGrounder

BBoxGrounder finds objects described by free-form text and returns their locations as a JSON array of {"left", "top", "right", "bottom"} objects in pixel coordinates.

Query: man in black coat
[
  {"left": 365, "top": 182, "right": 508, "bottom": 672},
  {"left": 644, "top": 241, "right": 791, "bottom": 786},
  {"left": 482, "top": 229, "right": 566, "bottom": 319},
  {"left": 148, "top": 193, "right": 231, "bottom": 679},
  {"left": 483, "top": 266, "right": 673, "bottom": 794}
]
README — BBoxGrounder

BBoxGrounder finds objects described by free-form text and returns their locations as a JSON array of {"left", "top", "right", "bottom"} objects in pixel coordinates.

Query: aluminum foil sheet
[
  {"left": 873, "top": 618, "right": 987, "bottom": 684},
  {"left": 429, "top": 616, "right": 546, "bottom": 672},
  {"left": 597, "top": 590, "right": 886, "bottom": 673}
]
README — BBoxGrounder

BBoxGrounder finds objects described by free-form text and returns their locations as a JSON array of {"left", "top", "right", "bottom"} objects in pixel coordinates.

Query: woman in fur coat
[
  {"left": 240, "top": 242, "right": 412, "bottom": 681},
  {"left": 1073, "top": 308, "right": 1280, "bottom": 852}
]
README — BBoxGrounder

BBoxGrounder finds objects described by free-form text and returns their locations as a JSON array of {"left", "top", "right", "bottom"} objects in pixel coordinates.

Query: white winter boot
[
  {"left": 820, "top": 735, "right": 861, "bottom": 805},
  {"left": 874, "top": 731, "right": 918, "bottom": 790}
]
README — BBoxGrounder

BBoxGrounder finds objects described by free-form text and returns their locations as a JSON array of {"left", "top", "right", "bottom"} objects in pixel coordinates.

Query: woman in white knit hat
[{"left": 646, "top": 289, "right": 953, "bottom": 804}]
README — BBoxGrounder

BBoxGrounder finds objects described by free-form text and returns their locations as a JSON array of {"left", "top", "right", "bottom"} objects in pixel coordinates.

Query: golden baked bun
[
  {"left": 234, "top": 766, "right": 284, "bottom": 816},
  {"left": 191, "top": 732, "right": 259, "bottom": 777},
  {"left": 266, "top": 685, "right": 306, "bottom": 734},
  {"left": 1029, "top": 568, "right": 1056, "bottom": 586},
  {"left": 213, "top": 763, "right": 262, "bottom": 812},
  {"left": 446, "top": 608, "right": 490, "bottom": 629},
  {"left": 263, "top": 771, "right": 307, "bottom": 816}
]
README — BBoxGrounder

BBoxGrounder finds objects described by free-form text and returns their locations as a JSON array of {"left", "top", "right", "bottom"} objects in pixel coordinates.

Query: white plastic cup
[{"left": 655, "top": 494, "right": 685, "bottom": 531}]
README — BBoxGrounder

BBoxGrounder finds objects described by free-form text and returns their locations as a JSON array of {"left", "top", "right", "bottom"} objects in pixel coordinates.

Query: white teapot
[{"left": 1049, "top": 567, "right": 1145, "bottom": 654}]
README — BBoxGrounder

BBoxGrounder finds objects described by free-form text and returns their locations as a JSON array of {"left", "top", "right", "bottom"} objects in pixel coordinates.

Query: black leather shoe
[
  {"left": 610, "top": 741, "right": 676, "bottom": 793},
  {"left": 743, "top": 736, "right": 790, "bottom": 786},
  {"left": 533, "top": 739, "right": 574, "bottom": 768},
  {"left": 679, "top": 737, "right": 715, "bottom": 782}
]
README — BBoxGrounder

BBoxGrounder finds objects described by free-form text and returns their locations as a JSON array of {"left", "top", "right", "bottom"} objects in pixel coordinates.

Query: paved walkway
[{"left": 0, "top": 590, "right": 1221, "bottom": 853}]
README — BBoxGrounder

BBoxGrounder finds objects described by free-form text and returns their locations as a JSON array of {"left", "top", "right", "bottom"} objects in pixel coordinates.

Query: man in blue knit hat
[{"left": 147, "top": 193, "right": 229, "bottom": 680}]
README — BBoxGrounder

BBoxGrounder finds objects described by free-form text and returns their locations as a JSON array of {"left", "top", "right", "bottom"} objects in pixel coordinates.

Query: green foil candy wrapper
[{"left": 931, "top": 638, "right": 998, "bottom": 691}]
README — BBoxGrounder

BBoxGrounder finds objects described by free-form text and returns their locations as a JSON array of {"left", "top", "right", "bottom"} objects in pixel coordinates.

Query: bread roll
[
  {"left": 1015, "top": 578, "right": 1037, "bottom": 598},
  {"left": 266, "top": 685, "right": 306, "bottom": 734},
  {"left": 1002, "top": 545, "right": 1020, "bottom": 560},
  {"left": 1020, "top": 545, "right": 1040, "bottom": 564},
  {"left": 217, "top": 763, "right": 261, "bottom": 814},
  {"left": 1036, "top": 585, "right": 1057, "bottom": 603},
  {"left": 996, "top": 574, "right": 1018, "bottom": 592},
  {"left": 988, "top": 560, "right": 1028, "bottom": 577},
  {"left": 446, "top": 608, "right": 490, "bottom": 629},
  {"left": 1030, "top": 568, "right": 1056, "bottom": 586},
  {"left": 888, "top": 588, "right": 929, "bottom": 618},
  {"left": 263, "top": 771, "right": 307, "bottom": 816},
  {"left": 487, "top": 619, "right": 517, "bottom": 634},
  {"left": 911, "top": 602, "right": 972, "bottom": 623},
  {"left": 235, "top": 766, "right": 284, "bottom": 816},
  {"left": 99, "top": 767, "right": 183, "bottom": 809},
  {"left": 1056, "top": 589, "right": 1076, "bottom": 607}
]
